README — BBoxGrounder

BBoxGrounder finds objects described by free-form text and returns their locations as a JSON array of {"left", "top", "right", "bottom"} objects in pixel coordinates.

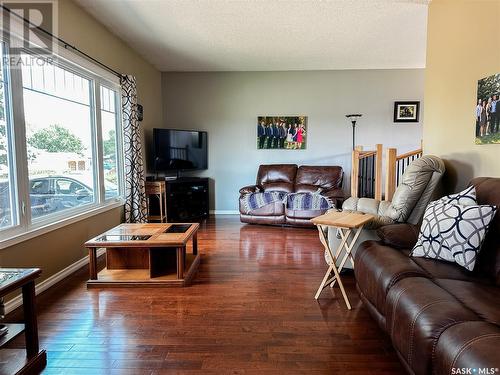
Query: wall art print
[
  {"left": 476, "top": 73, "right": 500, "bottom": 145},
  {"left": 257, "top": 116, "right": 307, "bottom": 150}
]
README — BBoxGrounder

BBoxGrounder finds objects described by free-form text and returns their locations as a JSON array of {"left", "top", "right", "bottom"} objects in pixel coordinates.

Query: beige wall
[
  {"left": 423, "top": 0, "right": 500, "bottom": 192},
  {"left": 0, "top": 1, "right": 162, "bottom": 284}
]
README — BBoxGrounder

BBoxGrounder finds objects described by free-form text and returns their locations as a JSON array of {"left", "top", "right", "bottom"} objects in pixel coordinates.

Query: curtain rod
[{"left": 1, "top": 5, "right": 122, "bottom": 78}]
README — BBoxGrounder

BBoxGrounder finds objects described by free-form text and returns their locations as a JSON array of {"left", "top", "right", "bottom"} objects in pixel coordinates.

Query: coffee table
[
  {"left": 311, "top": 211, "right": 373, "bottom": 309},
  {"left": 84, "top": 223, "right": 199, "bottom": 288}
]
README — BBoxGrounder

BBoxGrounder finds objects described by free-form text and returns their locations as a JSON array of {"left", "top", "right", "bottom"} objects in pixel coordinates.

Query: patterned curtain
[{"left": 121, "top": 75, "right": 147, "bottom": 223}]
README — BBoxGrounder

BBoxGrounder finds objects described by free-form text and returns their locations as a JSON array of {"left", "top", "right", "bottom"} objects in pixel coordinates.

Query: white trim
[
  {"left": 4, "top": 248, "right": 105, "bottom": 315},
  {"left": 209, "top": 210, "right": 239, "bottom": 215},
  {"left": 0, "top": 200, "right": 124, "bottom": 249}
]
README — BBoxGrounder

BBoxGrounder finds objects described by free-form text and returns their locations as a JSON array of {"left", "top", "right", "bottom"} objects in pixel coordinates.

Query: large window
[
  {"left": 22, "top": 55, "right": 96, "bottom": 220},
  {"left": 0, "top": 43, "right": 123, "bottom": 240},
  {"left": 0, "top": 43, "right": 16, "bottom": 229}
]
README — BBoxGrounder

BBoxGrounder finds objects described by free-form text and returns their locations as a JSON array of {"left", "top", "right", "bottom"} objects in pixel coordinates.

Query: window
[
  {"left": 0, "top": 43, "right": 16, "bottom": 229},
  {"left": 0, "top": 41, "right": 124, "bottom": 241},
  {"left": 100, "top": 86, "right": 120, "bottom": 200},
  {"left": 22, "top": 55, "right": 96, "bottom": 219}
]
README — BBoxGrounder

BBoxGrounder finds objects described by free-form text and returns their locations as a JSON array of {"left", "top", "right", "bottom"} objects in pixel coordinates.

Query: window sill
[{"left": 0, "top": 200, "right": 125, "bottom": 249}]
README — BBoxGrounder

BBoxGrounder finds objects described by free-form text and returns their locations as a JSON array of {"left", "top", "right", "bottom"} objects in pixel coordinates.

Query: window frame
[
  {"left": 0, "top": 42, "right": 20, "bottom": 231},
  {"left": 0, "top": 38, "right": 125, "bottom": 248}
]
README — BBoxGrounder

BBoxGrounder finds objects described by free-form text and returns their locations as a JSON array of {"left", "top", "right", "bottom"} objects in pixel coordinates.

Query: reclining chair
[{"left": 325, "top": 155, "right": 445, "bottom": 266}]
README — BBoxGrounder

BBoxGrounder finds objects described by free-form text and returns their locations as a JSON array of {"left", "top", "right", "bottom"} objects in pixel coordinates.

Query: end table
[{"left": 311, "top": 211, "right": 374, "bottom": 309}]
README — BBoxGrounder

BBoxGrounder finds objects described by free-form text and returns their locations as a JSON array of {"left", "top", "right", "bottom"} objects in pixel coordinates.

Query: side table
[
  {"left": 0, "top": 268, "right": 46, "bottom": 374},
  {"left": 311, "top": 211, "right": 374, "bottom": 309},
  {"left": 145, "top": 181, "right": 168, "bottom": 222}
]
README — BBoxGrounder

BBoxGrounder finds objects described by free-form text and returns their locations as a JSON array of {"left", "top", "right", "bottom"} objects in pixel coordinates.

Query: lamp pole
[{"left": 345, "top": 114, "right": 362, "bottom": 150}]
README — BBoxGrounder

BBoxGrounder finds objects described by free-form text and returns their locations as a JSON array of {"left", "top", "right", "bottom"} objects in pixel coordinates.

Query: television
[{"left": 152, "top": 128, "right": 208, "bottom": 173}]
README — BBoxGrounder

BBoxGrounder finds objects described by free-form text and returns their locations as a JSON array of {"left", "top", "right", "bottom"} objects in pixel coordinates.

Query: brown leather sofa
[
  {"left": 354, "top": 177, "right": 500, "bottom": 375},
  {"left": 239, "top": 164, "right": 344, "bottom": 227}
]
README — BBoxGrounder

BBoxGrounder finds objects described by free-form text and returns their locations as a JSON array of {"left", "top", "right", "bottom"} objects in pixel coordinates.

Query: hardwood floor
[{"left": 7, "top": 216, "right": 404, "bottom": 374}]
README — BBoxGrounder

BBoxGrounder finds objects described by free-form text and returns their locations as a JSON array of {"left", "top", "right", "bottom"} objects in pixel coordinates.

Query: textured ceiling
[{"left": 76, "top": 0, "right": 429, "bottom": 72}]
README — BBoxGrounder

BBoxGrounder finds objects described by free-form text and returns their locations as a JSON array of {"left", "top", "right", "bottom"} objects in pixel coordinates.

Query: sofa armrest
[
  {"left": 342, "top": 197, "right": 395, "bottom": 229},
  {"left": 376, "top": 223, "right": 420, "bottom": 250},
  {"left": 239, "top": 185, "right": 261, "bottom": 195},
  {"left": 434, "top": 322, "right": 500, "bottom": 375}
]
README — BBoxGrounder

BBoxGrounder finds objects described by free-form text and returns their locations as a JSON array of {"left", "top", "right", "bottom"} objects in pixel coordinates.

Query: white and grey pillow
[
  {"left": 411, "top": 201, "right": 497, "bottom": 271},
  {"left": 433, "top": 185, "right": 477, "bottom": 206}
]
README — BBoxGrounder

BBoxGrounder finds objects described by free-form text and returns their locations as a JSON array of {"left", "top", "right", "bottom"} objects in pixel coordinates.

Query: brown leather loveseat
[
  {"left": 239, "top": 164, "right": 344, "bottom": 226},
  {"left": 354, "top": 177, "right": 500, "bottom": 374}
]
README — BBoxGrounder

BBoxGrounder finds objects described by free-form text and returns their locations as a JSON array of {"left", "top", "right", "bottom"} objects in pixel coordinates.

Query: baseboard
[
  {"left": 209, "top": 210, "right": 239, "bottom": 215},
  {"left": 4, "top": 248, "right": 106, "bottom": 315}
]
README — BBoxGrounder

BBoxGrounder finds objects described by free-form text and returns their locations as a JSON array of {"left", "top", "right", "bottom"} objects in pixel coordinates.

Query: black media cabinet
[{"left": 164, "top": 177, "right": 209, "bottom": 222}]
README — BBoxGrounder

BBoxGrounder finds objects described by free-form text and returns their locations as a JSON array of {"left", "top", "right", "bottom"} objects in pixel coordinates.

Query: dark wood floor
[{"left": 7, "top": 216, "right": 404, "bottom": 374}]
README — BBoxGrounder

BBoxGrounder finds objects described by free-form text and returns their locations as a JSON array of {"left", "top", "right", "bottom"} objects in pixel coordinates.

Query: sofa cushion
[
  {"left": 261, "top": 182, "right": 294, "bottom": 193},
  {"left": 411, "top": 256, "right": 492, "bottom": 284},
  {"left": 285, "top": 208, "right": 326, "bottom": 220},
  {"left": 354, "top": 241, "right": 428, "bottom": 313},
  {"left": 434, "top": 279, "right": 500, "bottom": 326},
  {"left": 238, "top": 199, "right": 284, "bottom": 217},
  {"left": 256, "top": 164, "right": 297, "bottom": 185},
  {"left": 433, "top": 321, "right": 500, "bottom": 375},
  {"left": 295, "top": 166, "right": 342, "bottom": 190},
  {"left": 294, "top": 184, "right": 321, "bottom": 194},
  {"left": 385, "top": 277, "right": 479, "bottom": 375},
  {"left": 295, "top": 165, "right": 342, "bottom": 190},
  {"left": 377, "top": 223, "right": 419, "bottom": 249}
]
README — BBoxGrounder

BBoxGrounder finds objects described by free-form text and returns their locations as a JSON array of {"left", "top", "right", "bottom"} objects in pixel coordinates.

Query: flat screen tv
[{"left": 152, "top": 128, "right": 208, "bottom": 173}]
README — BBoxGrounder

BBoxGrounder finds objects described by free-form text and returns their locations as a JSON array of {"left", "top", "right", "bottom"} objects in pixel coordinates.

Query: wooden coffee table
[{"left": 85, "top": 223, "right": 200, "bottom": 288}]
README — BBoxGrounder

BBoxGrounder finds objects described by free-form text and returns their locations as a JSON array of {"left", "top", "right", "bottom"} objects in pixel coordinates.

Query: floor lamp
[{"left": 345, "top": 114, "right": 362, "bottom": 150}]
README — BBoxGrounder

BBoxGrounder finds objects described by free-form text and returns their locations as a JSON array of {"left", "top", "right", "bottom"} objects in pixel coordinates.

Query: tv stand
[{"left": 146, "top": 178, "right": 209, "bottom": 222}]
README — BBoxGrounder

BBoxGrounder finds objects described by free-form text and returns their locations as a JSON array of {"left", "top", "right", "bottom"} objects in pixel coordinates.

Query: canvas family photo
[
  {"left": 476, "top": 73, "right": 500, "bottom": 145},
  {"left": 257, "top": 116, "right": 307, "bottom": 150}
]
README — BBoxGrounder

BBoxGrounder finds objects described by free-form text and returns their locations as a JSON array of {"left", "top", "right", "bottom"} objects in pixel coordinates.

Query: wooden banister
[
  {"left": 374, "top": 144, "right": 382, "bottom": 201},
  {"left": 350, "top": 146, "right": 362, "bottom": 198},
  {"left": 385, "top": 143, "right": 423, "bottom": 201},
  {"left": 351, "top": 144, "right": 382, "bottom": 200},
  {"left": 396, "top": 148, "right": 423, "bottom": 161},
  {"left": 385, "top": 148, "right": 397, "bottom": 201}
]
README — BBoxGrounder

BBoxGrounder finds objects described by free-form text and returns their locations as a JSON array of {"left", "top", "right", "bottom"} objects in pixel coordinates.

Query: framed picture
[
  {"left": 257, "top": 116, "right": 307, "bottom": 150},
  {"left": 475, "top": 73, "right": 500, "bottom": 145},
  {"left": 393, "top": 101, "right": 420, "bottom": 123}
]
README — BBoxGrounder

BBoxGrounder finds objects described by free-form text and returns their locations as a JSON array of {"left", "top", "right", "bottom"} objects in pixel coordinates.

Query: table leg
[
  {"left": 163, "top": 190, "right": 168, "bottom": 222},
  {"left": 330, "top": 225, "right": 364, "bottom": 289},
  {"left": 193, "top": 231, "right": 198, "bottom": 255},
  {"left": 22, "top": 281, "right": 39, "bottom": 358},
  {"left": 338, "top": 225, "right": 364, "bottom": 271},
  {"left": 315, "top": 264, "right": 334, "bottom": 299},
  {"left": 158, "top": 193, "right": 164, "bottom": 222},
  {"left": 315, "top": 225, "right": 352, "bottom": 309},
  {"left": 176, "top": 247, "right": 185, "bottom": 279},
  {"left": 88, "top": 247, "right": 98, "bottom": 280},
  {"left": 328, "top": 257, "right": 352, "bottom": 310}
]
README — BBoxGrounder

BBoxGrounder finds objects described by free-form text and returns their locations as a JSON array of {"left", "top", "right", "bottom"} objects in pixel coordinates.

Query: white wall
[{"left": 161, "top": 70, "right": 424, "bottom": 211}]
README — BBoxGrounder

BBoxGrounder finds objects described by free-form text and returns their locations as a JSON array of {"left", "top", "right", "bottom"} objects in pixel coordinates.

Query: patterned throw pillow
[
  {"left": 434, "top": 185, "right": 477, "bottom": 206},
  {"left": 411, "top": 201, "right": 497, "bottom": 271}
]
